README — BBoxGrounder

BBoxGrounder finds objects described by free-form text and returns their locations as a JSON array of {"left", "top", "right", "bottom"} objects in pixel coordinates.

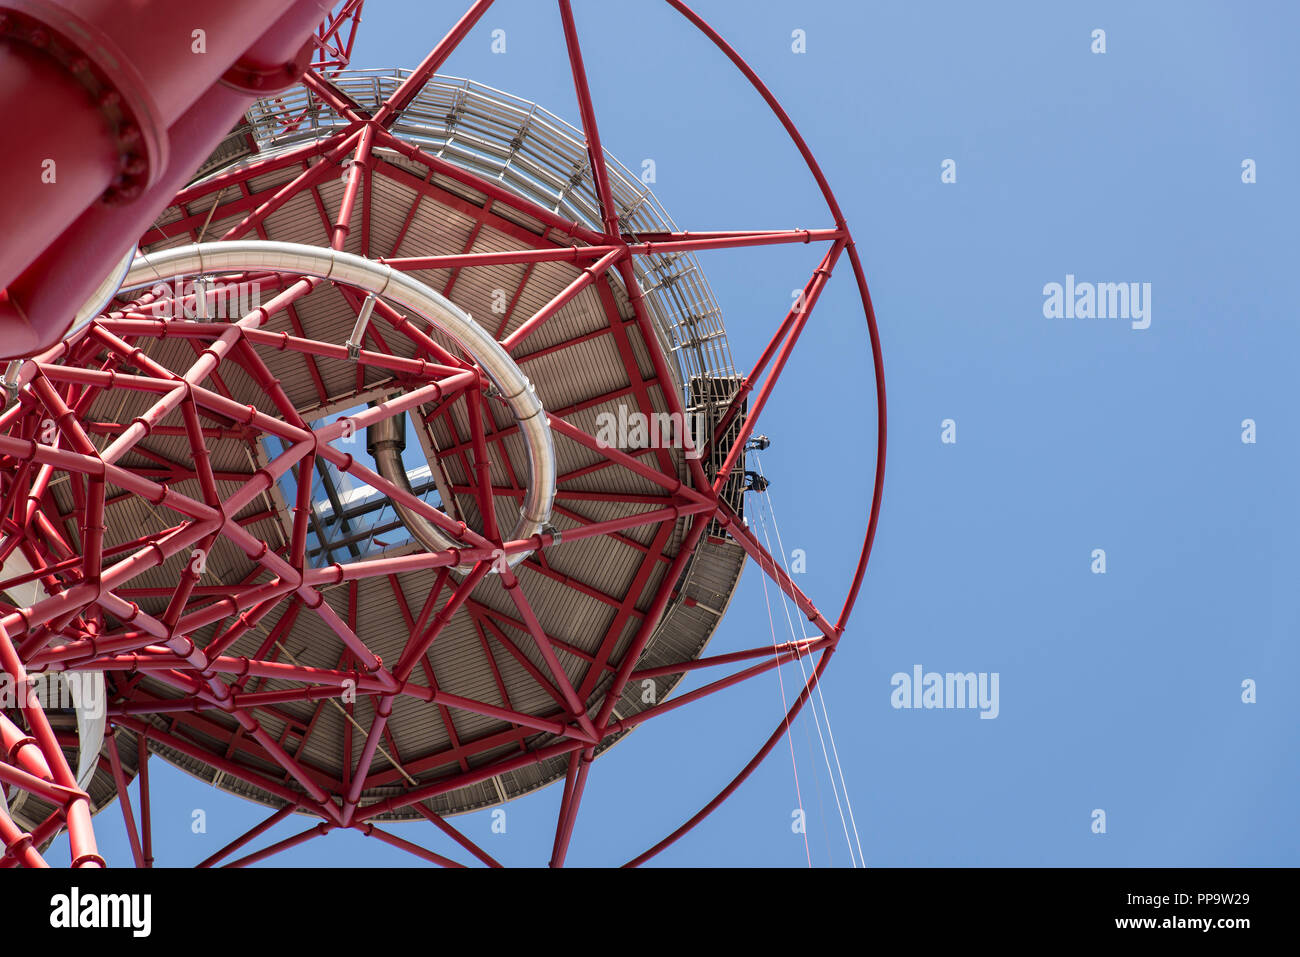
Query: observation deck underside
[{"left": 29, "top": 73, "right": 748, "bottom": 821}]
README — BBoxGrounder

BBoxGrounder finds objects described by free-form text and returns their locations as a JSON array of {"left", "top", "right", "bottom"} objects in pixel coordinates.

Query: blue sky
[{"left": 53, "top": 0, "right": 1300, "bottom": 867}]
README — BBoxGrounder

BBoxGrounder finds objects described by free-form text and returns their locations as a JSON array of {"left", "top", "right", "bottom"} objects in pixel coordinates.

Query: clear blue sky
[{"left": 53, "top": 0, "right": 1300, "bottom": 867}]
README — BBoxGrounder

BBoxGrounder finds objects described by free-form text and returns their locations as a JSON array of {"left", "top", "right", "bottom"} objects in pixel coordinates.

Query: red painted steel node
[{"left": 0, "top": 0, "right": 886, "bottom": 868}]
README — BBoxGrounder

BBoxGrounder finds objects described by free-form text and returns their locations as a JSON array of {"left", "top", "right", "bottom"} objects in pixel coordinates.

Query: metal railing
[{"left": 239, "top": 70, "right": 738, "bottom": 406}]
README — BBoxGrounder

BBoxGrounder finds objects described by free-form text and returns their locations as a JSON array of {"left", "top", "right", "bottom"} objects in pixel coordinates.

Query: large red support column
[{"left": 0, "top": 0, "right": 333, "bottom": 356}]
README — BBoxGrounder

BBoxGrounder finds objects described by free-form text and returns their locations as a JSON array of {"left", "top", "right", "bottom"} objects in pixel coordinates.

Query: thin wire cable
[
  {"left": 751, "top": 483, "right": 856, "bottom": 866},
  {"left": 753, "top": 452, "right": 866, "bottom": 867},
  {"left": 774, "top": 502, "right": 836, "bottom": 867},
  {"left": 801, "top": 671, "right": 836, "bottom": 866},
  {"left": 752, "top": 516, "right": 812, "bottom": 867},
  {"left": 755, "top": 453, "right": 866, "bottom": 866}
]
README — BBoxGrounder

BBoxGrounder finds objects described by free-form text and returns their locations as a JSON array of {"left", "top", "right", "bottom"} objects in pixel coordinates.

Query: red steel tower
[{"left": 0, "top": 0, "right": 885, "bottom": 868}]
